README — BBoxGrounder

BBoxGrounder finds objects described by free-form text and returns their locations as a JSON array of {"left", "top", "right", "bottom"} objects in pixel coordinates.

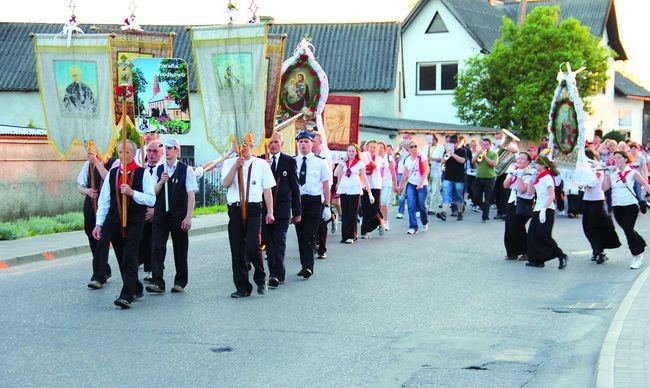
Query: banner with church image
[
  {"left": 132, "top": 58, "right": 191, "bottom": 135},
  {"left": 191, "top": 24, "right": 267, "bottom": 152},
  {"left": 34, "top": 34, "right": 115, "bottom": 159}
]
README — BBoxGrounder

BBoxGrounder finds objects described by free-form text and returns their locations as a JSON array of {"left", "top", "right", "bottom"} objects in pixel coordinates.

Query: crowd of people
[{"left": 76, "top": 126, "right": 650, "bottom": 308}]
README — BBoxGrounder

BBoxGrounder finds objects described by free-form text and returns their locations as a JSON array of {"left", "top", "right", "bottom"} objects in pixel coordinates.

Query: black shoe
[
  {"left": 451, "top": 212, "right": 458, "bottom": 217},
  {"left": 146, "top": 284, "right": 165, "bottom": 294},
  {"left": 257, "top": 284, "right": 267, "bottom": 295},
  {"left": 597, "top": 254, "right": 607, "bottom": 265},
  {"left": 87, "top": 280, "right": 103, "bottom": 289},
  {"left": 457, "top": 212, "right": 463, "bottom": 221},
  {"left": 134, "top": 291, "right": 144, "bottom": 300},
  {"left": 504, "top": 255, "right": 518, "bottom": 260},
  {"left": 114, "top": 298, "right": 131, "bottom": 309},
  {"left": 558, "top": 254, "right": 568, "bottom": 270},
  {"left": 591, "top": 255, "right": 597, "bottom": 262},
  {"left": 436, "top": 212, "right": 447, "bottom": 221},
  {"left": 302, "top": 268, "right": 312, "bottom": 279},
  {"left": 525, "top": 262, "right": 545, "bottom": 268},
  {"left": 427, "top": 210, "right": 435, "bottom": 215},
  {"left": 268, "top": 277, "right": 280, "bottom": 288},
  {"left": 230, "top": 290, "right": 251, "bottom": 298},
  {"left": 297, "top": 269, "right": 306, "bottom": 277}
]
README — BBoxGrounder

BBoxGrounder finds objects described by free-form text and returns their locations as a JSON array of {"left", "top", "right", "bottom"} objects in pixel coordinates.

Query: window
[
  {"left": 426, "top": 12, "right": 448, "bottom": 34},
  {"left": 618, "top": 109, "right": 632, "bottom": 127},
  {"left": 180, "top": 145, "right": 195, "bottom": 167},
  {"left": 416, "top": 62, "right": 458, "bottom": 94}
]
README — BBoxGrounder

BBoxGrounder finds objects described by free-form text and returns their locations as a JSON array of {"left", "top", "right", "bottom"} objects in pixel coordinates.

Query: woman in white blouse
[
  {"left": 581, "top": 148, "right": 621, "bottom": 264},
  {"left": 334, "top": 144, "right": 372, "bottom": 244},
  {"left": 602, "top": 151, "right": 650, "bottom": 269},
  {"left": 503, "top": 152, "right": 534, "bottom": 260},
  {"left": 525, "top": 155, "right": 568, "bottom": 269}
]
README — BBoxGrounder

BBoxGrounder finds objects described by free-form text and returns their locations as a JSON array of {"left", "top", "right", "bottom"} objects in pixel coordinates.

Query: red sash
[
  {"left": 533, "top": 170, "right": 554, "bottom": 186},
  {"left": 617, "top": 169, "right": 632, "bottom": 184},
  {"left": 346, "top": 158, "right": 360, "bottom": 177},
  {"left": 366, "top": 154, "right": 376, "bottom": 175}
]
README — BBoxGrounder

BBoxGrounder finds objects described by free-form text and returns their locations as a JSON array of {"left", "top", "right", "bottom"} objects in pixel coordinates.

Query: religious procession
[{"left": 14, "top": 0, "right": 649, "bottom": 314}]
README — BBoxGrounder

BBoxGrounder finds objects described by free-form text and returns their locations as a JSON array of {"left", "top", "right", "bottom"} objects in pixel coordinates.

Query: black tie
[
  {"left": 148, "top": 165, "right": 155, "bottom": 175},
  {"left": 271, "top": 155, "right": 277, "bottom": 174},
  {"left": 299, "top": 156, "right": 307, "bottom": 185}
]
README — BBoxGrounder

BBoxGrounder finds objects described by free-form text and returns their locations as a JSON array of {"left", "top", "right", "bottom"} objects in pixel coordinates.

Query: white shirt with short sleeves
[
  {"left": 610, "top": 166, "right": 638, "bottom": 207},
  {"left": 380, "top": 154, "right": 394, "bottom": 187},
  {"left": 533, "top": 174, "right": 556, "bottom": 211},
  {"left": 296, "top": 152, "right": 330, "bottom": 196},
  {"left": 337, "top": 159, "right": 365, "bottom": 195},
  {"left": 404, "top": 154, "right": 427, "bottom": 186},
  {"left": 222, "top": 157, "right": 275, "bottom": 204},
  {"left": 582, "top": 172, "right": 605, "bottom": 201}
]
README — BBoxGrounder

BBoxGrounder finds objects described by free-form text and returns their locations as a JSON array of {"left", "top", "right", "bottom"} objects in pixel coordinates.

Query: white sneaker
[
  {"left": 345, "top": 238, "right": 354, "bottom": 244},
  {"left": 630, "top": 254, "right": 644, "bottom": 269},
  {"left": 407, "top": 228, "right": 418, "bottom": 235},
  {"left": 422, "top": 223, "right": 429, "bottom": 232},
  {"left": 362, "top": 233, "right": 372, "bottom": 239},
  {"left": 384, "top": 222, "right": 390, "bottom": 231},
  {"left": 396, "top": 213, "right": 404, "bottom": 219}
]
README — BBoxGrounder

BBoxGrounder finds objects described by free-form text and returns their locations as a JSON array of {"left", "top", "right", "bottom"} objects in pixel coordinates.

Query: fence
[{"left": 196, "top": 169, "right": 228, "bottom": 208}]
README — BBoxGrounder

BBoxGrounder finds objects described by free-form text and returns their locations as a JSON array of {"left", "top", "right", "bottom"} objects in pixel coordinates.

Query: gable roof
[
  {"left": 614, "top": 72, "right": 650, "bottom": 101},
  {"left": 402, "top": 0, "right": 626, "bottom": 59},
  {"left": 0, "top": 21, "right": 400, "bottom": 92}
]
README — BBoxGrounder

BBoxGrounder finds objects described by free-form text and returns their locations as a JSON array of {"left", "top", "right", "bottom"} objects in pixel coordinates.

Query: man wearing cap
[
  {"left": 222, "top": 138, "right": 276, "bottom": 298},
  {"left": 139, "top": 140, "right": 164, "bottom": 283},
  {"left": 146, "top": 138, "right": 197, "bottom": 294},
  {"left": 92, "top": 140, "right": 156, "bottom": 309},
  {"left": 294, "top": 130, "right": 331, "bottom": 279},
  {"left": 262, "top": 132, "right": 302, "bottom": 289}
]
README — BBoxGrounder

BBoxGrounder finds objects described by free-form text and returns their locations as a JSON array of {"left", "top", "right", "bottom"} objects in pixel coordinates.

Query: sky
[{"left": 5, "top": 0, "right": 649, "bottom": 88}]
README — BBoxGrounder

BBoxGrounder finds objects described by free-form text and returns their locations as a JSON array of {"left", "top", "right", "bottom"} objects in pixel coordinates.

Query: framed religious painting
[{"left": 322, "top": 95, "right": 360, "bottom": 151}]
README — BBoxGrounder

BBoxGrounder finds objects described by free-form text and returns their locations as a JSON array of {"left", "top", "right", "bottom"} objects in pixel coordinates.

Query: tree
[
  {"left": 453, "top": 6, "right": 612, "bottom": 140},
  {"left": 158, "top": 59, "right": 189, "bottom": 113},
  {"left": 131, "top": 67, "right": 147, "bottom": 116}
]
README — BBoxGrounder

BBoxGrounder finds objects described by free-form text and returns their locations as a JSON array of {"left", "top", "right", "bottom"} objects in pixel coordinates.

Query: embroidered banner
[
  {"left": 34, "top": 34, "right": 115, "bottom": 159},
  {"left": 192, "top": 24, "right": 267, "bottom": 152},
  {"left": 265, "top": 34, "right": 286, "bottom": 139}
]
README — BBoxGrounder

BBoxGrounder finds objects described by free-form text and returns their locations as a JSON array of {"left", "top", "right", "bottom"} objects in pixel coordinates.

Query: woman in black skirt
[
  {"left": 581, "top": 148, "right": 621, "bottom": 264},
  {"left": 503, "top": 152, "right": 534, "bottom": 260},
  {"left": 525, "top": 155, "right": 568, "bottom": 269},
  {"left": 602, "top": 151, "right": 650, "bottom": 269},
  {"left": 334, "top": 144, "right": 372, "bottom": 244}
]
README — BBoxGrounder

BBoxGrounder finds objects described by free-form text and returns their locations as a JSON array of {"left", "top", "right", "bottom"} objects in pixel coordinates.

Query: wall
[{"left": 0, "top": 137, "right": 85, "bottom": 221}]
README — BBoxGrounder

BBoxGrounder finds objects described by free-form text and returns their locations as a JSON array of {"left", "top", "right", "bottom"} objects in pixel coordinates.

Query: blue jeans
[
  {"left": 397, "top": 173, "right": 407, "bottom": 214},
  {"left": 406, "top": 183, "right": 428, "bottom": 230},
  {"left": 442, "top": 180, "right": 464, "bottom": 206}
]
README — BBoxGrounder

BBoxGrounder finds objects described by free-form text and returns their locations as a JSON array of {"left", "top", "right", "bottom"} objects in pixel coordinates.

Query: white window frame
[{"left": 416, "top": 61, "right": 458, "bottom": 95}]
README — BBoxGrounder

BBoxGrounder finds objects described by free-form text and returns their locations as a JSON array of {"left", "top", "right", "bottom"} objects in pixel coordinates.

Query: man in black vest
[
  {"left": 262, "top": 132, "right": 302, "bottom": 289},
  {"left": 78, "top": 149, "right": 116, "bottom": 289},
  {"left": 92, "top": 140, "right": 156, "bottom": 309},
  {"left": 139, "top": 140, "right": 163, "bottom": 282},
  {"left": 146, "top": 137, "right": 198, "bottom": 294}
]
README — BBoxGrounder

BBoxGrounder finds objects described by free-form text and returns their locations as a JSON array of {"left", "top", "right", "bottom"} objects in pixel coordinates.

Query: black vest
[
  {"left": 155, "top": 162, "right": 189, "bottom": 218},
  {"left": 106, "top": 166, "right": 147, "bottom": 224},
  {"left": 83, "top": 158, "right": 116, "bottom": 214}
]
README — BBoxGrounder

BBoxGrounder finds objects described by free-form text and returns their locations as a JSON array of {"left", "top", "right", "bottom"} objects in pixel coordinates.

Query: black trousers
[
  {"left": 504, "top": 202, "right": 530, "bottom": 257},
  {"left": 228, "top": 202, "right": 265, "bottom": 293},
  {"left": 582, "top": 200, "right": 621, "bottom": 256},
  {"left": 361, "top": 188, "right": 382, "bottom": 234},
  {"left": 494, "top": 174, "right": 509, "bottom": 216},
  {"left": 262, "top": 217, "right": 290, "bottom": 282},
  {"left": 317, "top": 218, "right": 328, "bottom": 256},
  {"left": 340, "top": 194, "right": 360, "bottom": 242},
  {"left": 527, "top": 209, "right": 564, "bottom": 264},
  {"left": 567, "top": 191, "right": 584, "bottom": 216},
  {"left": 84, "top": 202, "right": 111, "bottom": 282},
  {"left": 613, "top": 204, "right": 646, "bottom": 256},
  {"left": 295, "top": 195, "right": 322, "bottom": 272},
  {"left": 94, "top": 218, "right": 145, "bottom": 302},
  {"left": 150, "top": 213, "right": 189, "bottom": 290},
  {"left": 473, "top": 177, "right": 495, "bottom": 221}
]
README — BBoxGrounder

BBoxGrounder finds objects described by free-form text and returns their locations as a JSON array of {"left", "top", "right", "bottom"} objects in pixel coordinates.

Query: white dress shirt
[
  {"left": 95, "top": 166, "right": 156, "bottom": 226},
  {"left": 157, "top": 159, "right": 198, "bottom": 193},
  {"left": 222, "top": 157, "right": 275, "bottom": 204},
  {"left": 296, "top": 152, "right": 330, "bottom": 196}
]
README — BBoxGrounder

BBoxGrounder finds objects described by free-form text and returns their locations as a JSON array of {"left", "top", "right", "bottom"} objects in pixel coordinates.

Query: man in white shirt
[
  {"left": 91, "top": 140, "right": 156, "bottom": 309},
  {"left": 222, "top": 138, "right": 276, "bottom": 298}
]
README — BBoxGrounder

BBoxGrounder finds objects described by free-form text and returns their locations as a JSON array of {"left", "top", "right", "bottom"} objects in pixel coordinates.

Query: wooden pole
[
  {"left": 238, "top": 143, "right": 247, "bottom": 222},
  {"left": 120, "top": 95, "right": 128, "bottom": 228},
  {"left": 88, "top": 140, "right": 97, "bottom": 214},
  {"left": 139, "top": 135, "right": 145, "bottom": 166}
]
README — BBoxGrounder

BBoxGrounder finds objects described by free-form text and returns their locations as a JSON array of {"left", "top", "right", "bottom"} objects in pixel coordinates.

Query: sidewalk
[
  {"left": 597, "top": 264, "right": 650, "bottom": 387},
  {"left": 0, "top": 212, "right": 229, "bottom": 269}
]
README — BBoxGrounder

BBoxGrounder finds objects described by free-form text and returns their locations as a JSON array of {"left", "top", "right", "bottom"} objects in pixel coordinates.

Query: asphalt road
[{"left": 1, "top": 210, "right": 647, "bottom": 387}]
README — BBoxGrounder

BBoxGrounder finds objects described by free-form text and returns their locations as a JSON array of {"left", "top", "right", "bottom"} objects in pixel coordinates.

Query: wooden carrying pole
[
  {"left": 88, "top": 140, "right": 98, "bottom": 214},
  {"left": 120, "top": 93, "right": 128, "bottom": 228},
  {"left": 238, "top": 143, "right": 247, "bottom": 222}
]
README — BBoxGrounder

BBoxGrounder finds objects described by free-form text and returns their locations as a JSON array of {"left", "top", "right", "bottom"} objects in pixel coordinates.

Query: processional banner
[
  {"left": 264, "top": 33, "right": 286, "bottom": 139},
  {"left": 34, "top": 34, "right": 115, "bottom": 159},
  {"left": 192, "top": 24, "right": 267, "bottom": 152}
]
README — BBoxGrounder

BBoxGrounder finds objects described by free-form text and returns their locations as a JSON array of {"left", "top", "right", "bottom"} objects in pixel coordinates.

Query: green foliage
[
  {"left": 158, "top": 59, "right": 189, "bottom": 113},
  {"left": 131, "top": 67, "right": 148, "bottom": 116},
  {"left": 115, "top": 123, "right": 143, "bottom": 157},
  {"left": 454, "top": 6, "right": 612, "bottom": 140},
  {"left": 193, "top": 204, "right": 227, "bottom": 216},
  {"left": 0, "top": 212, "right": 84, "bottom": 241},
  {"left": 602, "top": 130, "right": 626, "bottom": 143}
]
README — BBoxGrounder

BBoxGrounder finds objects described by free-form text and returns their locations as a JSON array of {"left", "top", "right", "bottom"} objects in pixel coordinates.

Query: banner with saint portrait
[
  {"left": 265, "top": 33, "right": 286, "bottom": 139},
  {"left": 191, "top": 24, "right": 267, "bottom": 152},
  {"left": 34, "top": 34, "right": 115, "bottom": 159}
]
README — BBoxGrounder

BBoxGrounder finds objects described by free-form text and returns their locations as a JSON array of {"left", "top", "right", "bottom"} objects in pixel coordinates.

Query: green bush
[
  {"left": 53, "top": 212, "right": 85, "bottom": 230},
  {"left": 602, "top": 130, "right": 626, "bottom": 143},
  {"left": 0, "top": 212, "right": 84, "bottom": 240}
]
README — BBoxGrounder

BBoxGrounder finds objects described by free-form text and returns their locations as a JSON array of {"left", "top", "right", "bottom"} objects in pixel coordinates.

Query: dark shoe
[
  {"left": 171, "top": 285, "right": 185, "bottom": 293},
  {"left": 427, "top": 210, "right": 435, "bottom": 215},
  {"left": 134, "top": 292, "right": 144, "bottom": 300},
  {"left": 457, "top": 212, "right": 463, "bottom": 221},
  {"left": 451, "top": 212, "right": 458, "bottom": 217},
  {"left": 87, "top": 280, "right": 103, "bottom": 290},
  {"left": 302, "top": 268, "right": 312, "bottom": 279},
  {"left": 230, "top": 290, "right": 251, "bottom": 298},
  {"left": 297, "top": 269, "right": 306, "bottom": 277},
  {"left": 146, "top": 284, "right": 165, "bottom": 294},
  {"left": 558, "top": 254, "right": 568, "bottom": 270},
  {"left": 597, "top": 254, "right": 607, "bottom": 265},
  {"left": 591, "top": 255, "right": 597, "bottom": 262},
  {"left": 525, "top": 262, "right": 545, "bottom": 268},
  {"left": 114, "top": 298, "right": 131, "bottom": 309},
  {"left": 268, "top": 277, "right": 280, "bottom": 288},
  {"left": 436, "top": 211, "right": 447, "bottom": 221},
  {"left": 257, "top": 283, "right": 267, "bottom": 295},
  {"left": 504, "top": 255, "right": 518, "bottom": 260}
]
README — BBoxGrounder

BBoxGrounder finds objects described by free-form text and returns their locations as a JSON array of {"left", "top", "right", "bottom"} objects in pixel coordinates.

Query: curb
[
  {"left": 0, "top": 223, "right": 228, "bottom": 270},
  {"left": 596, "top": 265, "right": 650, "bottom": 387}
]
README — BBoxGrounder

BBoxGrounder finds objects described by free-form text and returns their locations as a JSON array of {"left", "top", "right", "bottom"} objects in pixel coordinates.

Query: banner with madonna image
[
  {"left": 191, "top": 24, "right": 267, "bottom": 152},
  {"left": 34, "top": 34, "right": 115, "bottom": 160}
]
